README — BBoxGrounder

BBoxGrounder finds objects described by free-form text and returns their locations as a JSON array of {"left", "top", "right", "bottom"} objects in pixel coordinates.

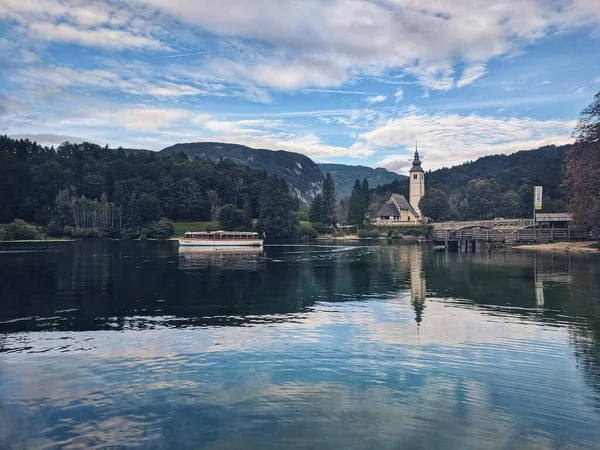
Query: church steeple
[
  {"left": 409, "top": 140, "right": 425, "bottom": 217},
  {"left": 410, "top": 141, "right": 423, "bottom": 172}
]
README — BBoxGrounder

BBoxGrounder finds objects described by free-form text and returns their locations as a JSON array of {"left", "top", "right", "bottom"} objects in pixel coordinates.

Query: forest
[
  {"left": 368, "top": 144, "right": 571, "bottom": 221},
  {"left": 0, "top": 136, "right": 301, "bottom": 239}
]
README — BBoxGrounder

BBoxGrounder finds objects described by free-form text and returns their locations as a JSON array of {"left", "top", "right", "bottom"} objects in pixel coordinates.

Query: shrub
[
  {"left": 295, "top": 225, "right": 318, "bottom": 240},
  {"left": 217, "top": 204, "right": 252, "bottom": 230},
  {"left": 2, "top": 219, "right": 38, "bottom": 240},
  {"left": 46, "top": 219, "right": 63, "bottom": 237},
  {"left": 313, "top": 222, "right": 334, "bottom": 234},
  {"left": 358, "top": 229, "right": 373, "bottom": 238},
  {"left": 120, "top": 228, "right": 141, "bottom": 240},
  {"left": 144, "top": 218, "right": 175, "bottom": 239}
]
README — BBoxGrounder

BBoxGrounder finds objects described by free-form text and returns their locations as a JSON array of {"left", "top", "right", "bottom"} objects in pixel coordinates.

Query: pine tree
[
  {"left": 257, "top": 176, "right": 299, "bottom": 238},
  {"left": 347, "top": 179, "right": 364, "bottom": 226},
  {"left": 321, "top": 172, "right": 336, "bottom": 226},
  {"left": 348, "top": 178, "right": 370, "bottom": 226}
]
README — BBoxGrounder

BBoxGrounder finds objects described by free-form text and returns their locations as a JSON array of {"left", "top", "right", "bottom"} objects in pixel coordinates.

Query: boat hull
[{"left": 178, "top": 239, "right": 263, "bottom": 247}]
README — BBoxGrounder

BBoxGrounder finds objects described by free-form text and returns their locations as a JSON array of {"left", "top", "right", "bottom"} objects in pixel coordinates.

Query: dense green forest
[
  {"left": 317, "top": 163, "right": 405, "bottom": 199},
  {"left": 0, "top": 136, "right": 300, "bottom": 239},
  {"left": 161, "top": 142, "right": 323, "bottom": 203},
  {"left": 369, "top": 144, "right": 570, "bottom": 221}
]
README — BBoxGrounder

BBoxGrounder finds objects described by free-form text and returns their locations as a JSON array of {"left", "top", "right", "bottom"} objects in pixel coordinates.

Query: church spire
[{"left": 410, "top": 141, "right": 423, "bottom": 171}]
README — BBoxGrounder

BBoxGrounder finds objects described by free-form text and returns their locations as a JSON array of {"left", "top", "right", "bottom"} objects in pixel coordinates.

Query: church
[{"left": 375, "top": 147, "right": 425, "bottom": 225}]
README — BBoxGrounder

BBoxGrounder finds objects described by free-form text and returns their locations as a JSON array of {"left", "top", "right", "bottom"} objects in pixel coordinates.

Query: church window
[{"left": 413, "top": 174, "right": 417, "bottom": 180}]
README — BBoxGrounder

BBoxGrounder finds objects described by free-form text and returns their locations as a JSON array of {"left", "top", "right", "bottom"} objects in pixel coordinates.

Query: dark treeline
[
  {"left": 0, "top": 136, "right": 300, "bottom": 238},
  {"left": 369, "top": 144, "right": 570, "bottom": 221}
]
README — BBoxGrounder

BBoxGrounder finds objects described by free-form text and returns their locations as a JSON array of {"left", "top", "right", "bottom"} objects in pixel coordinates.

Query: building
[
  {"left": 375, "top": 147, "right": 425, "bottom": 225},
  {"left": 535, "top": 212, "right": 573, "bottom": 229}
]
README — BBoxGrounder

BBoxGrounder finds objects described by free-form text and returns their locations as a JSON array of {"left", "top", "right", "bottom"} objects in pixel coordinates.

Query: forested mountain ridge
[
  {"left": 317, "top": 163, "right": 406, "bottom": 199},
  {"left": 160, "top": 142, "right": 323, "bottom": 203},
  {"left": 371, "top": 144, "right": 571, "bottom": 220},
  {"left": 0, "top": 136, "right": 301, "bottom": 238}
]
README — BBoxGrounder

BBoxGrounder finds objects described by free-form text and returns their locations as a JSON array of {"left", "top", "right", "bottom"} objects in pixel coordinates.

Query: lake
[{"left": 1, "top": 241, "right": 600, "bottom": 449}]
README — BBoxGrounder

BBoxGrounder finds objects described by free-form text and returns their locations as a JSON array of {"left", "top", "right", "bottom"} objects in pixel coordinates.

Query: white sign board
[{"left": 534, "top": 186, "right": 543, "bottom": 211}]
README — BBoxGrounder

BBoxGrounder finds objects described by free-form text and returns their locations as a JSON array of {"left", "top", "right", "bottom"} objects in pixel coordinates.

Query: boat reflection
[{"left": 178, "top": 245, "right": 265, "bottom": 271}]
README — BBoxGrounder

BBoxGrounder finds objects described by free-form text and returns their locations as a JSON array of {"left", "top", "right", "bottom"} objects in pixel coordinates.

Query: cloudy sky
[{"left": 1, "top": 0, "right": 599, "bottom": 172}]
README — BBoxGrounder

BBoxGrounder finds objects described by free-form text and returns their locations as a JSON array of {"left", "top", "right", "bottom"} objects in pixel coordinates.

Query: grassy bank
[{"left": 173, "top": 221, "right": 220, "bottom": 235}]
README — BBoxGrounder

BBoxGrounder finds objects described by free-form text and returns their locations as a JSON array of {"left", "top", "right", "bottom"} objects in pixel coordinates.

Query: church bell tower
[{"left": 409, "top": 142, "right": 425, "bottom": 217}]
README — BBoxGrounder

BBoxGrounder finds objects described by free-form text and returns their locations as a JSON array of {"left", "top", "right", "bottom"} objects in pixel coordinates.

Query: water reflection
[{"left": 1, "top": 241, "right": 600, "bottom": 448}]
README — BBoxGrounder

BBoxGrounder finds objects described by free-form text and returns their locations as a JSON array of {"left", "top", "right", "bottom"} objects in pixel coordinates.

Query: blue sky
[{"left": 1, "top": 0, "right": 599, "bottom": 173}]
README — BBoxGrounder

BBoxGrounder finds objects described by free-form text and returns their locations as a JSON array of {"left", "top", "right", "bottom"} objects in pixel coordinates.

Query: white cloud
[
  {"left": 15, "top": 66, "right": 208, "bottom": 98},
  {"left": 364, "top": 95, "right": 387, "bottom": 104},
  {"left": 363, "top": 108, "right": 576, "bottom": 171},
  {"left": 1, "top": 0, "right": 167, "bottom": 51},
  {"left": 574, "top": 86, "right": 586, "bottom": 94},
  {"left": 202, "top": 133, "right": 375, "bottom": 159},
  {"left": 3, "top": 0, "right": 600, "bottom": 91},
  {"left": 69, "top": 106, "right": 193, "bottom": 131},
  {"left": 26, "top": 22, "right": 165, "bottom": 50},
  {"left": 394, "top": 88, "right": 403, "bottom": 103},
  {"left": 456, "top": 64, "right": 487, "bottom": 88}
]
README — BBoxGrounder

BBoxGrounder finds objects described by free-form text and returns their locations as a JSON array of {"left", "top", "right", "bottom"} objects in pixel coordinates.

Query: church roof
[
  {"left": 377, "top": 194, "right": 420, "bottom": 218},
  {"left": 377, "top": 201, "right": 399, "bottom": 217},
  {"left": 409, "top": 149, "right": 424, "bottom": 173},
  {"left": 391, "top": 193, "right": 420, "bottom": 217}
]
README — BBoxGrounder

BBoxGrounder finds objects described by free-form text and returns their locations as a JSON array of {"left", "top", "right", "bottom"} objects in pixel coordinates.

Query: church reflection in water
[{"left": 410, "top": 246, "right": 426, "bottom": 327}]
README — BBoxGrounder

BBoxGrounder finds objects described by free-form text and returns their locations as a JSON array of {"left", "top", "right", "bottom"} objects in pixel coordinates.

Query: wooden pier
[{"left": 432, "top": 227, "right": 588, "bottom": 252}]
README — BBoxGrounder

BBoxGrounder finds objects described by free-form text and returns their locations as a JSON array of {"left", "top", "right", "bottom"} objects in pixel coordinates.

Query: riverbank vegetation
[
  {"left": 566, "top": 90, "right": 600, "bottom": 234},
  {"left": 0, "top": 136, "right": 301, "bottom": 239}
]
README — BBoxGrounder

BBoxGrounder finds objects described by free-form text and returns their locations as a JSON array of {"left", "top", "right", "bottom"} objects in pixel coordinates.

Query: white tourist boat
[{"left": 178, "top": 231, "right": 263, "bottom": 247}]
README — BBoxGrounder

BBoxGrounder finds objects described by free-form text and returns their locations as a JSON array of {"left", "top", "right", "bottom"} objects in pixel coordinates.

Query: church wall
[{"left": 409, "top": 171, "right": 425, "bottom": 216}]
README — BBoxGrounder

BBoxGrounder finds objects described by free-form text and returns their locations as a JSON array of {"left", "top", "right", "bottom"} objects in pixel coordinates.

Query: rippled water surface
[{"left": 1, "top": 241, "right": 600, "bottom": 449}]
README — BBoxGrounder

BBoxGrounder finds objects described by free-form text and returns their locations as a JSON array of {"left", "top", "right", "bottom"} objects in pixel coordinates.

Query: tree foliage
[
  {"left": 257, "top": 176, "right": 299, "bottom": 238},
  {"left": 217, "top": 204, "right": 251, "bottom": 231},
  {"left": 308, "top": 172, "right": 337, "bottom": 227},
  {"left": 370, "top": 144, "right": 570, "bottom": 220},
  {"left": 567, "top": 90, "right": 600, "bottom": 229},
  {"left": 347, "top": 178, "right": 370, "bottom": 226},
  {"left": 1, "top": 219, "right": 37, "bottom": 240},
  {"left": 418, "top": 188, "right": 449, "bottom": 221},
  {"left": 0, "top": 136, "right": 301, "bottom": 239}
]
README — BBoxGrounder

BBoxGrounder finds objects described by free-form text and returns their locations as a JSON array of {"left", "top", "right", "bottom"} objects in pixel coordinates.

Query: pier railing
[{"left": 432, "top": 228, "right": 588, "bottom": 244}]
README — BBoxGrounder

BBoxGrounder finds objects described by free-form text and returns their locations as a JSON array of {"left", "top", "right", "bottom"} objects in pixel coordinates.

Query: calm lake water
[{"left": 1, "top": 241, "right": 600, "bottom": 449}]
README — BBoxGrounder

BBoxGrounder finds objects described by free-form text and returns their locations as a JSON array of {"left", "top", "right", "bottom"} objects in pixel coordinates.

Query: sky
[{"left": 1, "top": 0, "right": 599, "bottom": 173}]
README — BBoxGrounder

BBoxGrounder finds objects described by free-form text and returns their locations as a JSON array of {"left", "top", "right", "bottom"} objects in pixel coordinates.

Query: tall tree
[
  {"left": 347, "top": 179, "right": 370, "bottom": 226},
  {"left": 418, "top": 188, "right": 450, "bottom": 221},
  {"left": 499, "top": 191, "right": 523, "bottom": 218},
  {"left": 217, "top": 204, "right": 251, "bottom": 230},
  {"left": 321, "top": 172, "right": 336, "bottom": 226},
  {"left": 567, "top": 90, "right": 600, "bottom": 229},
  {"left": 465, "top": 179, "right": 501, "bottom": 219},
  {"left": 257, "top": 176, "right": 299, "bottom": 238},
  {"left": 309, "top": 194, "right": 324, "bottom": 223}
]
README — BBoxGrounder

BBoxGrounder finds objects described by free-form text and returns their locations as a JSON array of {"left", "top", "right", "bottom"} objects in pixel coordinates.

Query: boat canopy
[{"left": 184, "top": 231, "right": 259, "bottom": 239}]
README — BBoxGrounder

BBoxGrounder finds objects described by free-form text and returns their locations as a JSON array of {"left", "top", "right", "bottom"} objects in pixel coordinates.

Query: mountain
[
  {"left": 372, "top": 144, "right": 571, "bottom": 218},
  {"left": 317, "top": 163, "right": 407, "bottom": 198},
  {"left": 160, "top": 142, "right": 323, "bottom": 203}
]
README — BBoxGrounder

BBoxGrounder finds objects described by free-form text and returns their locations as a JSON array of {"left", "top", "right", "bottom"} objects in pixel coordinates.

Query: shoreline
[
  {"left": 0, "top": 238, "right": 75, "bottom": 243},
  {"left": 514, "top": 241, "right": 599, "bottom": 254}
]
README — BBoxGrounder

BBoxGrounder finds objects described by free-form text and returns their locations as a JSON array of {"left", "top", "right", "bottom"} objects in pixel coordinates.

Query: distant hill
[
  {"left": 160, "top": 142, "right": 323, "bottom": 203},
  {"left": 317, "top": 163, "right": 407, "bottom": 198},
  {"left": 372, "top": 144, "right": 571, "bottom": 217}
]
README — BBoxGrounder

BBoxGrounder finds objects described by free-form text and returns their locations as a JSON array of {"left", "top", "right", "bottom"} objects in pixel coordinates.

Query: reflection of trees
[
  {"left": 423, "top": 249, "right": 600, "bottom": 403},
  {"left": 0, "top": 243, "right": 417, "bottom": 332}
]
